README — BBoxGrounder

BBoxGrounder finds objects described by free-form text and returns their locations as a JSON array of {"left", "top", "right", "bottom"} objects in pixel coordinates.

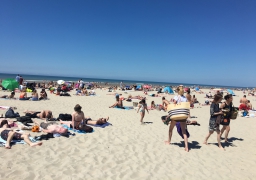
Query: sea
[{"left": 0, "top": 73, "right": 251, "bottom": 89}]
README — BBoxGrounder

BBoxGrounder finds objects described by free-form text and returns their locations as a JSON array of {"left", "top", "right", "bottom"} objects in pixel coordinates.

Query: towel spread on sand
[
  {"left": 114, "top": 106, "right": 133, "bottom": 110},
  {"left": 88, "top": 122, "right": 112, "bottom": 128},
  {"left": 0, "top": 136, "right": 37, "bottom": 147},
  {"left": 61, "top": 124, "right": 93, "bottom": 134}
]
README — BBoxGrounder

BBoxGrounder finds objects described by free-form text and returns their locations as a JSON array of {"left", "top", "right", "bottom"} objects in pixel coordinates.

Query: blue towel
[
  {"left": 114, "top": 106, "right": 133, "bottom": 110},
  {"left": 62, "top": 124, "right": 93, "bottom": 134},
  {"left": 88, "top": 122, "right": 112, "bottom": 128},
  {"left": 0, "top": 136, "right": 37, "bottom": 147}
]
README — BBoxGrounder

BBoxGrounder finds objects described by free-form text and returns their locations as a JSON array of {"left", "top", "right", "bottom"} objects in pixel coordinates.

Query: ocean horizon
[{"left": 0, "top": 73, "right": 252, "bottom": 89}]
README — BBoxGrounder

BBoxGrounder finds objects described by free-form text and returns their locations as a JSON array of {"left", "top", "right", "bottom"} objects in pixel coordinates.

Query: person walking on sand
[
  {"left": 164, "top": 86, "right": 190, "bottom": 152},
  {"left": 203, "top": 94, "right": 225, "bottom": 150},
  {"left": 220, "top": 94, "right": 234, "bottom": 143},
  {"left": 137, "top": 99, "right": 149, "bottom": 124}
]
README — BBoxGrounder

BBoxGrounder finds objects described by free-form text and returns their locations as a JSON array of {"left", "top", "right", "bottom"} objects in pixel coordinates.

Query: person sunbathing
[
  {"left": 19, "top": 88, "right": 30, "bottom": 100},
  {"left": 109, "top": 96, "right": 125, "bottom": 109},
  {"left": 0, "top": 121, "right": 42, "bottom": 149},
  {"left": 33, "top": 119, "right": 68, "bottom": 134},
  {"left": 60, "top": 104, "right": 108, "bottom": 129},
  {"left": 23, "top": 110, "right": 53, "bottom": 119},
  {"left": 39, "top": 89, "right": 47, "bottom": 100},
  {"left": 162, "top": 97, "right": 170, "bottom": 111},
  {"left": 31, "top": 89, "right": 39, "bottom": 101},
  {"left": 60, "top": 117, "right": 109, "bottom": 126},
  {"left": 1, "top": 91, "right": 16, "bottom": 99}
]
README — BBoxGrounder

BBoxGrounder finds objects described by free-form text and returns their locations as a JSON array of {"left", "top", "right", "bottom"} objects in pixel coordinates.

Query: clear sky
[{"left": 1, "top": 0, "right": 255, "bottom": 86}]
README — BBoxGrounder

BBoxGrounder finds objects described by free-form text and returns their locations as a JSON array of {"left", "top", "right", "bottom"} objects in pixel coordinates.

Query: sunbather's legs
[
  {"left": 88, "top": 117, "right": 109, "bottom": 125},
  {"left": 59, "top": 120, "right": 72, "bottom": 125},
  {"left": 5, "top": 131, "right": 15, "bottom": 149},
  {"left": 21, "top": 134, "right": 43, "bottom": 147}
]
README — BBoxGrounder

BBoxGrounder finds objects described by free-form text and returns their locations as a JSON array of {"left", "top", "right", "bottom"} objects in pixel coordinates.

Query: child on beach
[{"left": 137, "top": 99, "right": 149, "bottom": 124}]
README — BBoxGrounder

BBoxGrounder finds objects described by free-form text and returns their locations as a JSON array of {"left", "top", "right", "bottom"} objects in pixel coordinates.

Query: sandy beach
[{"left": 0, "top": 88, "right": 256, "bottom": 180}]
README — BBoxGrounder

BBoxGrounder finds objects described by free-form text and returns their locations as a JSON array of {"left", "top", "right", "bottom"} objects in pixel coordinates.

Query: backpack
[
  {"left": 5, "top": 108, "right": 20, "bottom": 118},
  {"left": 57, "top": 114, "right": 72, "bottom": 121},
  {"left": 16, "top": 116, "right": 33, "bottom": 125},
  {"left": 78, "top": 124, "right": 93, "bottom": 133}
]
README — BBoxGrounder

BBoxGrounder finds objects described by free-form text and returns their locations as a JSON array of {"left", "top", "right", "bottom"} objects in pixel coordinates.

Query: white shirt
[{"left": 174, "top": 95, "right": 187, "bottom": 103}]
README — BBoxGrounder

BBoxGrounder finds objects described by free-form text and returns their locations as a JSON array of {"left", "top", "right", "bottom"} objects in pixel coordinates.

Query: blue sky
[{"left": 0, "top": 0, "right": 255, "bottom": 86}]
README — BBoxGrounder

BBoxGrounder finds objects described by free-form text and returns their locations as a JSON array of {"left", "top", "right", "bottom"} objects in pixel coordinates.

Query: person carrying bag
[{"left": 164, "top": 86, "right": 190, "bottom": 152}]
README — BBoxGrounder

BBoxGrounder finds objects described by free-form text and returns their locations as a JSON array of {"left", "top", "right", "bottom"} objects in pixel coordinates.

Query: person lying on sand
[
  {"left": 0, "top": 91, "right": 16, "bottom": 99},
  {"left": 59, "top": 104, "right": 109, "bottom": 129},
  {"left": 0, "top": 121, "right": 42, "bottom": 149},
  {"left": 33, "top": 119, "right": 68, "bottom": 134},
  {"left": 23, "top": 110, "right": 53, "bottom": 119}
]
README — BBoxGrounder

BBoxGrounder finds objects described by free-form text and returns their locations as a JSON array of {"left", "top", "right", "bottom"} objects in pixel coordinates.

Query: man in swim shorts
[
  {"left": 24, "top": 110, "right": 53, "bottom": 119},
  {"left": 0, "top": 127, "right": 43, "bottom": 149},
  {"left": 32, "top": 119, "right": 68, "bottom": 134}
]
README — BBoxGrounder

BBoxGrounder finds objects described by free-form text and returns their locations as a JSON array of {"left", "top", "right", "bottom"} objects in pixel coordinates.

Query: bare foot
[
  {"left": 219, "top": 146, "right": 225, "bottom": 151},
  {"left": 185, "top": 148, "right": 189, "bottom": 152},
  {"left": 203, "top": 141, "right": 208, "bottom": 145},
  {"left": 5, "top": 144, "right": 11, "bottom": 149},
  {"left": 165, "top": 141, "right": 170, "bottom": 145},
  {"left": 30, "top": 142, "right": 43, "bottom": 147}
]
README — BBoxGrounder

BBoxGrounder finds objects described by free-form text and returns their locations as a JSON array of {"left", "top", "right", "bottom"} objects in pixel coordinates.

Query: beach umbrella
[
  {"left": 143, "top": 85, "right": 151, "bottom": 89},
  {"left": 57, "top": 80, "right": 65, "bottom": 85},
  {"left": 2, "top": 78, "right": 19, "bottom": 90}
]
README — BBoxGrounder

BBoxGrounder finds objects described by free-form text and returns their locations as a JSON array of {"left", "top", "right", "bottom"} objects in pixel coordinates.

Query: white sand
[{"left": 0, "top": 89, "right": 256, "bottom": 180}]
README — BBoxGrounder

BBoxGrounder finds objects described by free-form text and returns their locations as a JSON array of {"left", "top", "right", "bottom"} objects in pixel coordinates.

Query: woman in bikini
[
  {"left": 1, "top": 91, "right": 16, "bottom": 99},
  {"left": 137, "top": 99, "right": 149, "bottom": 124},
  {"left": 31, "top": 89, "right": 39, "bottom": 101},
  {"left": 19, "top": 88, "right": 30, "bottom": 100},
  {"left": 60, "top": 104, "right": 109, "bottom": 128}
]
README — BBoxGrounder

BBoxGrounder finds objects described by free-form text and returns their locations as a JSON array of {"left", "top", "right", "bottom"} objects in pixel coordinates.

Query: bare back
[{"left": 72, "top": 111, "right": 85, "bottom": 128}]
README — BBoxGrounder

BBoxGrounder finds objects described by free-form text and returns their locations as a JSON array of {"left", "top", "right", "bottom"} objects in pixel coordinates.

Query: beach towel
[
  {"left": 0, "top": 106, "right": 10, "bottom": 110},
  {"left": 176, "top": 122, "right": 190, "bottom": 139},
  {"left": 62, "top": 124, "right": 93, "bottom": 134},
  {"left": 114, "top": 106, "right": 133, "bottom": 110},
  {"left": 88, "top": 122, "right": 112, "bottom": 128},
  {"left": 0, "top": 135, "right": 37, "bottom": 147}
]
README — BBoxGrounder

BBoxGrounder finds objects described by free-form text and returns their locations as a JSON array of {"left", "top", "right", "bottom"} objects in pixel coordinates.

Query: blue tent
[
  {"left": 136, "top": 85, "right": 142, "bottom": 90},
  {"left": 195, "top": 87, "right": 200, "bottom": 91},
  {"left": 162, "top": 87, "right": 174, "bottom": 94},
  {"left": 227, "top": 89, "right": 235, "bottom": 96}
]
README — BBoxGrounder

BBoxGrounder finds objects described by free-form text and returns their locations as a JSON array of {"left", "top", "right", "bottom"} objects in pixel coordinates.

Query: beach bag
[
  {"left": 16, "top": 116, "right": 33, "bottom": 124},
  {"left": 57, "top": 114, "right": 72, "bottom": 121},
  {"left": 230, "top": 104, "right": 238, "bottom": 119},
  {"left": 78, "top": 124, "right": 93, "bottom": 133},
  {"left": 167, "top": 97, "right": 190, "bottom": 121},
  {"left": 5, "top": 108, "right": 20, "bottom": 118}
]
